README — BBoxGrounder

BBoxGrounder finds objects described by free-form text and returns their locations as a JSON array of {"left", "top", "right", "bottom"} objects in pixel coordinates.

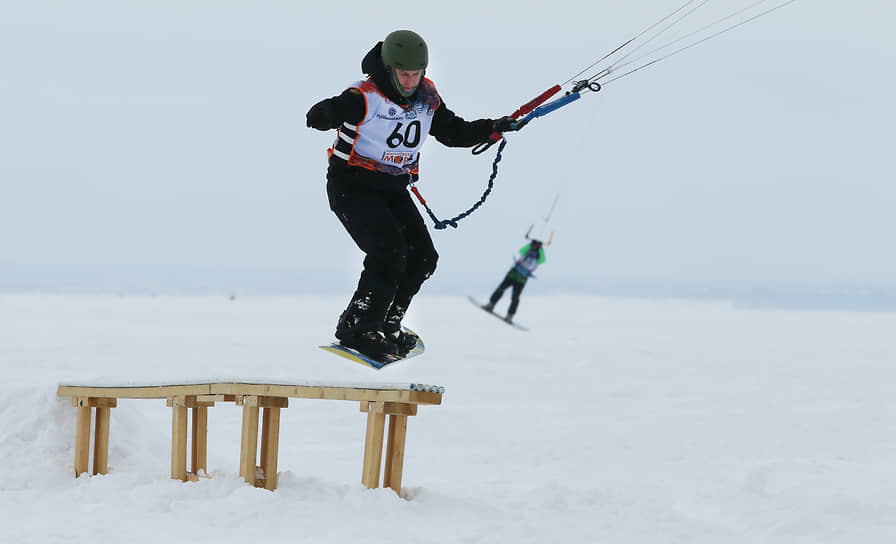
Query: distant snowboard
[
  {"left": 319, "top": 327, "right": 425, "bottom": 370},
  {"left": 467, "top": 296, "right": 529, "bottom": 331}
]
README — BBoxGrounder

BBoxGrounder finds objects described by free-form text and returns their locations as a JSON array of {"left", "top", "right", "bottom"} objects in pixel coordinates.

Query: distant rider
[{"left": 482, "top": 239, "right": 546, "bottom": 323}]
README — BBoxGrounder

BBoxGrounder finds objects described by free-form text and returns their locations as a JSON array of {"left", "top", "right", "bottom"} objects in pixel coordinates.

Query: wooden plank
[
  {"left": 211, "top": 383, "right": 442, "bottom": 405},
  {"left": 361, "top": 402, "right": 386, "bottom": 489},
  {"left": 170, "top": 405, "right": 188, "bottom": 481},
  {"left": 196, "top": 394, "right": 234, "bottom": 403},
  {"left": 260, "top": 407, "right": 281, "bottom": 491},
  {"left": 360, "top": 401, "right": 418, "bottom": 416},
  {"left": 383, "top": 414, "right": 409, "bottom": 495},
  {"left": 259, "top": 397, "right": 288, "bottom": 408},
  {"left": 60, "top": 383, "right": 441, "bottom": 405},
  {"left": 92, "top": 407, "right": 111, "bottom": 475},
  {"left": 235, "top": 395, "right": 258, "bottom": 407},
  {"left": 59, "top": 384, "right": 212, "bottom": 399},
  {"left": 239, "top": 405, "right": 259, "bottom": 486},
  {"left": 75, "top": 406, "right": 91, "bottom": 477},
  {"left": 236, "top": 395, "right": 288, "bottom": 409},
  {"left": 167, "top": 395, "right": 215, "bottom": 408},
  {"left": 190, "top": 406, "right": 208, "bottom": 475},
  {"left": 71, "top": 397, "right": 118, "bottom": 408}
]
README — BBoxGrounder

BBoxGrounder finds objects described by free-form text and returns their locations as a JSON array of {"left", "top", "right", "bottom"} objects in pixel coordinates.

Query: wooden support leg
[
  {"left": 383, "top": 414, "right": 408, "bottom": 494},
  {"left": 72, "top": 397, "right": 117, "bottom": 478},
  {"left": 239, "top": 404, "right": 259, "bottom": 486},
  {"left": 191, "top": 406, "right": 208, "bottom": 475},
  {"left": 260, "top": 407, "right": 281, "bottom": 491},
  {"left": 92, "top": 407, "right": 111, "bottom": 475},
  {"left": 171, "top": 405, "right": 188, "bottom": 481},
  {"left": 360, "top": 401, "right": 417, "bottom": 493},
  {"left": 75, "top": 406, "right": 92, "bottom": 477},
  {"left": 361, "top": 401, "right": 386, "bottom": 489}
]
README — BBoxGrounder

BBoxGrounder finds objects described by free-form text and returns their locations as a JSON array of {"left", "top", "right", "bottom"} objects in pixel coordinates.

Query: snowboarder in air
[
  {"left": 482, "top": 239, "right": 546, "bottom": 323},
  {"left": 306, "top": 29, "right": 520, "bottom": 359}
]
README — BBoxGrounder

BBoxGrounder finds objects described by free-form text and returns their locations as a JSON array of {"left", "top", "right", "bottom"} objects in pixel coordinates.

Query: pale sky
[{"left": 2, "top": 1, "right": 894, "bottom": 300}]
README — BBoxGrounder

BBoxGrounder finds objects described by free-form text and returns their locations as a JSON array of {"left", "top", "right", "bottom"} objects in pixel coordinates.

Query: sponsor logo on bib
[{"left": 382, "top": 151, "right": 414, "bottom": 165}]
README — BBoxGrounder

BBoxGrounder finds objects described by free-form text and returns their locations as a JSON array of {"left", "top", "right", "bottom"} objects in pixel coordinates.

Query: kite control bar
[{"left": 471, "top": 85, "right": 561, "bottom": 155}]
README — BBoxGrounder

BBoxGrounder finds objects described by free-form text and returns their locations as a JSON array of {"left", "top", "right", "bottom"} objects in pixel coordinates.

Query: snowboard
[
  {"left": 319, "top": 327, "right": 425, "bottom": 370},
  {"left": 467, "top": 296, "right": 530, "bottom": 331}
]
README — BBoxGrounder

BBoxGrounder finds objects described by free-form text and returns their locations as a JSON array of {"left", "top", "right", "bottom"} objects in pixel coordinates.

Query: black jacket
[{"left": 310, "top": 42, "right": 497, "bottom": 158}]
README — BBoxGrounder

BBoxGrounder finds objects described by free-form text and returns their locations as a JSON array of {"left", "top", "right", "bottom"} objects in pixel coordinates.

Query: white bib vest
[{"left": 330, "top": 78, "right": 441, "bottom": 176}]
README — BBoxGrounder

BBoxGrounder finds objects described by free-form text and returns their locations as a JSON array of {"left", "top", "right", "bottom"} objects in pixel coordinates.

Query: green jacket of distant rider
[{"left": 508, "top": 241, "right": 546, "bottom": 283}]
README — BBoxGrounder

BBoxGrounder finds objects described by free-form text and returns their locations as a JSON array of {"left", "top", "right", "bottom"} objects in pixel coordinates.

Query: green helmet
[{"left": 381, "top": 30, "right": 428, "bottom": 71}]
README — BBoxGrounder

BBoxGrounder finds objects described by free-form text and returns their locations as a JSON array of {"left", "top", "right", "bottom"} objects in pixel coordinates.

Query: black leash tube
[{"left": 409, "top": 139, "right": 507, "bottom": 229}]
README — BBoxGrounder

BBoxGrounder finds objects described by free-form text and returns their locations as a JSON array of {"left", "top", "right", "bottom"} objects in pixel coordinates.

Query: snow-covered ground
[{"left": 2, "top": 293, "right": 895, "bottom": 543}]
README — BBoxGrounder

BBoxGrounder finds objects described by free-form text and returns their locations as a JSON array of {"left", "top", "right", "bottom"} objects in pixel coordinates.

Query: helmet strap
[{"left": 390, "top": 68, "right": 424, "bottom": 98}]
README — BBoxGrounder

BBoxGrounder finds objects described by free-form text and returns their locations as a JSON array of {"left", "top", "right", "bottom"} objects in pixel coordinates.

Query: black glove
[
  {"left": 306, "top": 100, "right": 337, "bottom": 131},
  {"left": 492, "top": 116, "right": 521, "bottom": 133}
]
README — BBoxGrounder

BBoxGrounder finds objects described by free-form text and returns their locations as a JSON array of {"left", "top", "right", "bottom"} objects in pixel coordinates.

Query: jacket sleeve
[
  {"left": 429, "top": 100, "right": 495, "bottom": 147},
  {"left": 306, "top": 88, "right": 366, "bottom": 130}
]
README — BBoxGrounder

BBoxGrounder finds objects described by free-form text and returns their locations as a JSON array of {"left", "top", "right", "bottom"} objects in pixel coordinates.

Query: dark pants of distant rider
[{"left": 489, "top": 274, "right": 525, "bottom": 315}]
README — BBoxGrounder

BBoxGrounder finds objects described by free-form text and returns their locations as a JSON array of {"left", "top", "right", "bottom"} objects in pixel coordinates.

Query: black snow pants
[
  {"left": 489, "top": 273, "right": 526, "bottom": 316},
  {"left": 326, "top": 158, "right": 438, "bottom": 335}
]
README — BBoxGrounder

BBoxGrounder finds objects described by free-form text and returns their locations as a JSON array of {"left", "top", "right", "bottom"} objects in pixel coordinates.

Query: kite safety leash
[
  {"left": 408, "top": 139, "right": 507, "bottom": 230},
  {"left": 409, "top": 84, "right": 587, "bottom": 230}
]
